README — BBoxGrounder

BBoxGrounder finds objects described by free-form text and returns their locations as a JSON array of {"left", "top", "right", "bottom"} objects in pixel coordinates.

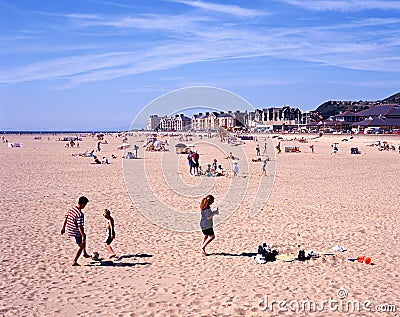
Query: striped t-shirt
[{"left": 65, "top": 206, "right": 84, "bottom": 237}]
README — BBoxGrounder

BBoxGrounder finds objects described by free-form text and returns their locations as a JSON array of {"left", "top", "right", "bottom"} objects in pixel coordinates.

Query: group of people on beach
[
  {"left": 61, "top": 193, "right": 220, "bottom": 265},
  {"left": 187, "top": 149, "right": 243, "bottom": 177}
]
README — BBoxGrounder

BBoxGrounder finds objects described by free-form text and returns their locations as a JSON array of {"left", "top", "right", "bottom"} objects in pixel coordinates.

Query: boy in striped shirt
[{"left": 61, "top": 196, "right": 90, "bottom": 266}]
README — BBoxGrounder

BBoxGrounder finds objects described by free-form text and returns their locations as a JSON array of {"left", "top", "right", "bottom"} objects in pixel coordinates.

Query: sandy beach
[{"left": 1, "top": 132, "right": 399, "bottom": 316}]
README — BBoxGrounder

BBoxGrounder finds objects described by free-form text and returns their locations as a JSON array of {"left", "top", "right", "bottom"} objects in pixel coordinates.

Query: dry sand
[{"left": 0, "top": 132, "right": 399, "bottom": 316}]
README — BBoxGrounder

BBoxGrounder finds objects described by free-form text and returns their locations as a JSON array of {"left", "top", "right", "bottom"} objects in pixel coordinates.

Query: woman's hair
[
  {"left": 200, "top": 195, "right": 214, "bottom": 211},
  {"left": 103, "top": 208, "right": 111, "bottom": 215}
]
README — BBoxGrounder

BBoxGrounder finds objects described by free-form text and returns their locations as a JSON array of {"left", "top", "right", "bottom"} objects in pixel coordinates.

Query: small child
[
  {"left": 103, "top": 209, "right": 116, "bottom": 258},
  {"left": 233, "top": 161, "right": 239, "bottom": 176}
]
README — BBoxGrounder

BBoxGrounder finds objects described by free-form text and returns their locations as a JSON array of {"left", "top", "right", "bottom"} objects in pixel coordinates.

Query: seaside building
[
  {"left": 248, "top": 106, "right": 303, "bottom": 131},
  {"left": 191, "top": 112, "right": 209, "bottom": 131},
  {"left": 149, "top": 107, "right": 304, "bottom": 132},
  {"left": 146, "top": 95, "right": 399, "bottom": 133},
  {"left": 191, "top": 111, "right": 248, "bottom": 131},
  {"left": 318, "top": 110, "right": 363, "bottom": 132},
  {"left": 352, "top": 104, "right": 400, "bottom": 131},
  {"left": 309, "top": 104, "right": 400, "bottom": 132},
  {"left": 146, "top": 115, "right": 161, "bottom": 131},
  {"left": 158, "top": 114, "right": 191, "bottom": 131}
]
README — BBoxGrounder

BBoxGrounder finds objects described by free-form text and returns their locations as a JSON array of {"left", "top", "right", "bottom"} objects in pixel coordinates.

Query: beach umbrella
[{"left": 117, "top": 143, "right": 130, "bottom": 150}]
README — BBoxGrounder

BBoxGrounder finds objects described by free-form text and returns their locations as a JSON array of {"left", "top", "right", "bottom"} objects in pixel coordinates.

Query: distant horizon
[
  {"left": 0, "top": 129, "right": 130, "bottom": 133},
  {"left": 2, "top": 90, "right": 398, "bottom": 132}
]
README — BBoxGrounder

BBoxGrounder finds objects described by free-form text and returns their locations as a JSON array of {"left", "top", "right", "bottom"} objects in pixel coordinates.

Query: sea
[{"left": 0, "top": 130, "right": 127, "bottom": 135}]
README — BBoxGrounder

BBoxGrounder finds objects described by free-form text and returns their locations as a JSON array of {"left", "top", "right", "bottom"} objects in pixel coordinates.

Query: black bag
[{"left": 258, "top": 244, "right": 278, "bottom": 262}]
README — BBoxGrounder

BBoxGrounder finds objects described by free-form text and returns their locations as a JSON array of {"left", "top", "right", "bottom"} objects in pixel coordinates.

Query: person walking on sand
[
  {"left": 332, "top": 143, "right": 338, "bottom": 154},
  {"left": 260, "top": 157, "right": 269, "bottom": 176},
  {"left": 61, "top": 196, "right": 91, "bottom": 266},
  {"left": 103, "top": 209, "right": 117, "bottom": 258},
  {"left": 256, "top": 144, "right": 260, "bottom": 156},
  {"left": 276, "top": 142, "right": 281, "bottom": 154},
  {"left": 200, "top": 195, "right": 219, "bottom": 255}
]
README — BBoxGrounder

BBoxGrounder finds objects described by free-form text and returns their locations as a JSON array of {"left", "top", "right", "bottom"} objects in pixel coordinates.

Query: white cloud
[
  {"left": 168, "top": 0, "right": 265, "bottom": 17},
  {"left": 277, "top": 0, "right": 400, "bottom": 11},
  {"left": 1, "top": 3, "right": 400, "bottom": 88},
  {"left": 64, "top": 12, "right": 211, "bottom": 33}
]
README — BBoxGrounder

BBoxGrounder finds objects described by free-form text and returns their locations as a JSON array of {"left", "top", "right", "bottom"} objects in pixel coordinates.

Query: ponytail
[{"left": 200, "top": 194, "right": 215, "bottom": 211}]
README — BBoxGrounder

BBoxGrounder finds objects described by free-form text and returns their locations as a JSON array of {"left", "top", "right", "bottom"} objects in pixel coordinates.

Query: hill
[
  {"left": 382, "top": 92, "right": 400, "bottom": 104},
  {"left": 315, "top": 91, "right": 399, "bottom": 119}
]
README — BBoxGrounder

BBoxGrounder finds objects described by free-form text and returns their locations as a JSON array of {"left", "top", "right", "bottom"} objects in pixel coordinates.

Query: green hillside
[{"left": 315, "top": 91, "right": 399, "bottom": 119}]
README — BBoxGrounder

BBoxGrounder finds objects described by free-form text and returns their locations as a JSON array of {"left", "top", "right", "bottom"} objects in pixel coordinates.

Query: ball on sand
[{"left": 91, "top": 251, "right": 99, "bottom": 260}]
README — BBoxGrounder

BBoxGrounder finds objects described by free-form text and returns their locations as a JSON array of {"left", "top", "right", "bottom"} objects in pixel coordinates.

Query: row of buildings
[
  {"left": 147, "top": 106, "right": 305, "bottom": 132},
  {"left": 316, "top": 104, "right": 400, "bottom": 132},
  {"left": 146, "top": 104, "right": 400, "bottom": 132}
]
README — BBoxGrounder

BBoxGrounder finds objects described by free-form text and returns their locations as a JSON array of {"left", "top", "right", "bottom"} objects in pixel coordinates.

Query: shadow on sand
[
  {"left": 87, "top": 253, "right": 153, "bottom": 267},
  {"left": 117, "top": 253, "right": 153, "bottom": 259},
  {"left": 207, "top": 252, "right": 257, "bottom": 257}
]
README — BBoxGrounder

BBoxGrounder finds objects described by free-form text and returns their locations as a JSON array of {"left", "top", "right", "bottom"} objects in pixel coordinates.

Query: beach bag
[{"left": 258, "top": 244, "right": 278, "bottom": 262}]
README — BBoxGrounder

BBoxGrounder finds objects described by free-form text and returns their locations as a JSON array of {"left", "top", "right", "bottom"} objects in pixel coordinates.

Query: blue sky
[{"left": 1, "top": 0, "right": 400, "bottom": 130}]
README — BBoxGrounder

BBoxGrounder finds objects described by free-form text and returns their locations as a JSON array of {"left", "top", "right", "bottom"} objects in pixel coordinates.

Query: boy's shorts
[{"left": 74, "top": 236, "right": 83, "bottom": 245}]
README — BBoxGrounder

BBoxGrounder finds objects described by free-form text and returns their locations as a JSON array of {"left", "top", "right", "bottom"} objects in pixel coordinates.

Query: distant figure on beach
[
  {"left": 212, "top": 159, "right": 218, "bottom": 172},
  {"left": 192, "top": 150, "right": 200, "bottom": 176},
  {"left": 200, "top": 195, "right": 218, "bottom": 255},
  {"left": 260, "top": 157, "right": 269, "bottom": 176},
  {"left": 103, "top": 209, "right": 116, "bottom": 258},
  {"left": 97, "top": 141, "right": 101, "bottom": 152},
  {"left": 310, "top": 144, "right": 315, "bottom": 153},
  {"left": 256, "top": 144, "right": 260, "bottom": 156},
  {"left": 204, "top": 164, "right": 212, "bottom": 176},
  {"left": 215, "top": 165, "right": 225, "bottom": 176},
  {"left": 187, "top": 150, "right": 195, "bottom": 175},
  {"left": 233, "top": 161, "right": 239, "bottom": 176},
  {"left": 276, "top": 142, "right": 281, "bottom": 154},
  {"left": 93, "top": 156, "right": 101, "bottom": 164},
  {"left": 332, "top": 144, "right": 338, "bottom": 154},
  {"left": 263, "top": 143, "right": 267, "bottom": 154},
  {"left": 61, "top": 196, "right": 91, "bottom": 266}
]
